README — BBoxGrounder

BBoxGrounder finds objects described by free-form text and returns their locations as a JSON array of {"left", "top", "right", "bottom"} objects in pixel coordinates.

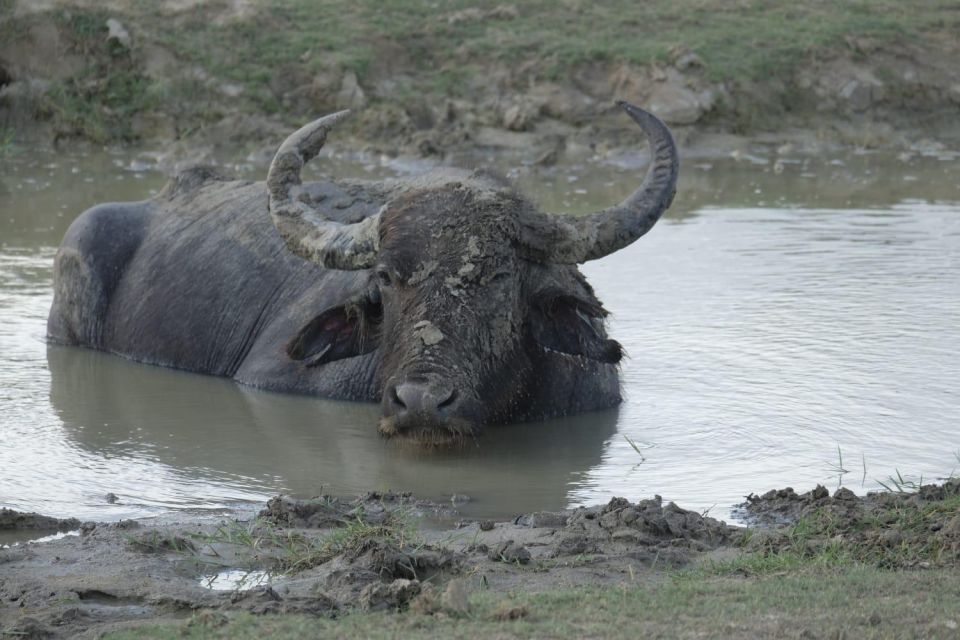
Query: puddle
[
  {"left": 200, "top": 569, "right": 273, "bottom": 591},
  {"left": 0, "top": 529, "right": 80, "bottom": 548}
]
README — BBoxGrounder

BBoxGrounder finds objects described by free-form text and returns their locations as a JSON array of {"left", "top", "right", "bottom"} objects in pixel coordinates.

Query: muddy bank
[
  {"left": 2, "top": 481, "right": 958, "bottom": 638},
  {"left": 1, "top": 0, "right": 959, "bottom": 166},
  {"left": 0, "top": 508, "right": 80, "bottom": 532}
]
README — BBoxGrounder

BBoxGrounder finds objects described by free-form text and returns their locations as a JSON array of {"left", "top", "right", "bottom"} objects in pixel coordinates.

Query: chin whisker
[{"left": 378, "top": 416, "right": 478, "bottom": 448}]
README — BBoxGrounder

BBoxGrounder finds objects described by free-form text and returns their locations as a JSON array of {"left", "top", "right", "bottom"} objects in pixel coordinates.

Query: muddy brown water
[{"left": 1, "top": 144, "right": 959, "bottom": 523}]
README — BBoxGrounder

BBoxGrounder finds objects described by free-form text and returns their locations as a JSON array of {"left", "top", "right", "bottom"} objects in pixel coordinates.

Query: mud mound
[
  {"left": 742, "top": 480, "right": 960, "bottom": 526},
  {"left": 567, "top": 496, "right": 733, "bottom": 544},
  {"left": 259, "top": 492, "right": 456, "bottom": 529},
  {"left": 0, "top": 508, "right": 80, "bottom": 532},
  {"left": 742, "top": 480, "right": 960, "bottom": 567},
  {"left": 535, "top": 496, "right": 737, "bottom": 566}
]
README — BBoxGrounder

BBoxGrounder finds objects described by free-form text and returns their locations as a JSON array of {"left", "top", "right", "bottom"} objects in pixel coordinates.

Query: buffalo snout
[{"left": 379, "top": 375, "right": 473, "bottom": 443}]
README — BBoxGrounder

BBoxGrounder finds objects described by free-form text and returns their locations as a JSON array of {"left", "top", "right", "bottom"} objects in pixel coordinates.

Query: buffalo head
[{"left": 266, "top": 102, "right": 678, "bottom": 444}]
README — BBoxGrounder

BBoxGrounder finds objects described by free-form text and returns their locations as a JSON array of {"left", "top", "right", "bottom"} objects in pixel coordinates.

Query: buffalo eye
[{"left": 375, "top": 267, "right": 393, "bottom": 287}]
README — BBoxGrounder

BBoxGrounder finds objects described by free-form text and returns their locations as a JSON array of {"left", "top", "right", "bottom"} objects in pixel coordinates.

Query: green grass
[
  {"left": 189, "top": 506, "right": 420, "bottom": 574},
  {"left": 103, "top": 566, "right": 960, "bottom": 639},
  {"left": 150, "top": 0, "right": 960, "bottom": 86},
  {"left": 126, "top": 530, "right": 197, "bottom": 553},
  {"left": 709, "top": 489, "right": 960, "bottom": 576},
  {"left": 7, "top": 0, "right": 959, "bottom": 143}
]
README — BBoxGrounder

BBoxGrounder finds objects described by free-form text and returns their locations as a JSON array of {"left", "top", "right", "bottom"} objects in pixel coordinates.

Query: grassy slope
[
  {"left": 3, "top": 0, "right": 959, "bottom": 143},
  {"left": 106, "top": 568, "right": 960, "bottom": 639},
  {"left": 160, "top": 0, "right": 956, "bottom": 88}
]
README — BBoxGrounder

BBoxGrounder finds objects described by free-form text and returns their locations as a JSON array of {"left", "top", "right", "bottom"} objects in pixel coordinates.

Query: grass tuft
[{"left": 192, "top": 507, "right": 420, "bottom": 574}]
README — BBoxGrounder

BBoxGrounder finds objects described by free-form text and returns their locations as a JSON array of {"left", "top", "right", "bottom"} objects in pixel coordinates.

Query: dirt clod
[
  {"left": 494, "top": 604, "right": 529, "bottom": 621},
  {"left": 359, "top": 579, "right": 421, "bottom": 611},
  {"left": 440, "top": 579, "right": 470, "bottom": 616},
  {"left": 2, "top": 616, "right": 53, "bottom": 639},
  {"left": 488, "top": 541, "right": 531, "bottom": 565}
]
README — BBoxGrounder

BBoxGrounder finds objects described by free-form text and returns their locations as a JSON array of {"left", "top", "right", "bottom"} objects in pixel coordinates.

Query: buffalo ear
[
  {"left": 530, "top": 295, "right": 623, "bottom": 364},
  {"left": 286, "top": 298, "right": 381, "bottom": 367}
]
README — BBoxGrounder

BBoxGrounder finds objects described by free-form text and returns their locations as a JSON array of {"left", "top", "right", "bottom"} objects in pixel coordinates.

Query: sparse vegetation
[
  {"left": 711, "top": 480, "right": 960, "bottom": 575},
  {"left": 103, "top": 567, "right": 960, "bottom": 639},
  {"left": 191, "top": 507, "right": 420, "bottom": 574},
  {"left": 126, "top": 530, "right": 196, "bottom": 553},
  {"left": 2, "top": 0, "right": 958, "bottom": 146},
  {"left": 142, "top": 0, "right": 958, "bottom": 90}
]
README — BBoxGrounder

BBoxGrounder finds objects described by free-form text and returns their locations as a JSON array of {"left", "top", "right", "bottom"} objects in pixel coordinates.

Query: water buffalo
[{"left": 47, "top": 101, "right": 678, "bottom": 444}]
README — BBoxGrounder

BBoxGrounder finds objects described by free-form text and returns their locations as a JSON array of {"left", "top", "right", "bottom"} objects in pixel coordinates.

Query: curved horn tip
[
  {"left": 280, "top": 109, "right": 352, "bottom": 151},
  {"left": 615, "top": 100, "right": 661, "bottom": 126}
]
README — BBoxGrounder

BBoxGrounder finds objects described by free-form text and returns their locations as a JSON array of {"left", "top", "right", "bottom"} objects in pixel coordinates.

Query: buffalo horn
[
  {"left": 520, "top": 101, "right": 679, "bottom": 263},
  {"left": 266, "top": 110, "right": 380, "bottom": 270}
]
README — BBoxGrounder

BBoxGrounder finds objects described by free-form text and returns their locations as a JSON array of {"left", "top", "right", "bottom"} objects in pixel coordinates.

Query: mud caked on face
[{"left": 267, "top": 102, "right": 679, "bottom": 445}]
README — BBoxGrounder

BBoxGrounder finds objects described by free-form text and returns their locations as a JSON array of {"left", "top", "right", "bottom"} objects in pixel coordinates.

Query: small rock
[
  {"left": 940, "top": 515, "right": 960, "bottom": 537},
  {"left": 479, "top": 520, "right": 495, "bottom": 531},
  {"left": 646, "top": 80, "right": 712, "bottom": 125},
  {"left": 488, "top": 541, "right": 531, "bottom": 564},
  {"left": 534, "top": 146, "right": 560, "bottom": 166},
  {"left": 879, "top": 529, "right": 902, "bottom": 547},
  {"left": 336, "top": 70, "right": 366, "bottom": 109},
  {"left": 359, "top": 579, "right": 421, "bottom": 611},
  {"left": 187, "top": 610, "right": 229, "bottom": 629},
  {"left": 517, "top": 511, "right": 568, "bottom": 528},
  {"left": 440, "top": 579, "right": 470, "bottom": 615},
  {"left": 833, "top": 487, "right": 857, "bottom": 501},
  {"left": 487, "top": 4, "right": 519, "bottom": 19},
  {"left": 105, "top": 493, "right": 119, "bottom": 504},
  {"left": 3, "top": 617, "right": 52, "bottom": 639},
  {"left": 494, "top": 604, "right": 529, "bottom": 621},
  {"left": 502, "top": 103, "right": 536, "bottom": 131},
  {"left": 447, "top": 7, "right": 484, "bottom": 23},
  {"left": 674, "top": 51, "right": 704, "bottom": 71},
  {"left": 105, "top": 18, "right": 131, "bottom": 49}
]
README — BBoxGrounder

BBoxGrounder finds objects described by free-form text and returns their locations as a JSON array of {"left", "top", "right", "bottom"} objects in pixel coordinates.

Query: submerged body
[{"left": 48, "top": 103, "right": 678, "bottom": 443}]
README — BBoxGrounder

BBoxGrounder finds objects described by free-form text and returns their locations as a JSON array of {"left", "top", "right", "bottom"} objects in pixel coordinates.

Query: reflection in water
[
  {"left": 201, "top": 569, "right": 272, "bottom": 591},
  {"left": 0, "top": 530, "right": 80, "bottom": 548},
  {"left": 1, "top": 145, "right": 959, "bottom": 522},
  {"left": 48, "top": 344, "right": 618, "bottom": 519}
]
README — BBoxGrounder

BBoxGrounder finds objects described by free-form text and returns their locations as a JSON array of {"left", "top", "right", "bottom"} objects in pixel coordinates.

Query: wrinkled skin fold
[{"left": 48, "top": 102, "right": 678, "bottom": 445}]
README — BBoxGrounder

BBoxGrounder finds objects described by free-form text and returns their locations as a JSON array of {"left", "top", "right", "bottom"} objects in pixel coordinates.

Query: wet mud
[
  {"left": 1, "top": 482, "right": 958, "bottom": 638},
  {"left": 0, "top": 508, "right": 80, "bottom": 532}
]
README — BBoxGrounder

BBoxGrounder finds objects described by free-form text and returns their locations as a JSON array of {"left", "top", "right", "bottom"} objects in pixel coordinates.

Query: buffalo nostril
[
  {"left": 437, "top": 388, "right": 458, "bottom": 411},
  {"left": 386, "top": 380, "right": 458, "bottom": 431},
  {"left": 388, "top": 385, "right": 406, "bottom": 411}
]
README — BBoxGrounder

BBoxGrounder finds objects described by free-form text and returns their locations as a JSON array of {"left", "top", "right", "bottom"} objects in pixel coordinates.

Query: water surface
[{"left": 1, "top": 144, "right": 958, "bottom": 521}]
